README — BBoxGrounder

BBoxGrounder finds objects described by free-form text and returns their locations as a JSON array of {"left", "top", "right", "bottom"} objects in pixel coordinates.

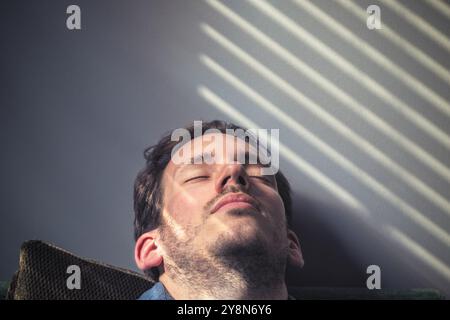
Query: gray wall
[{"left": 1, "top": 0, "right": 449, "bottom": 296}]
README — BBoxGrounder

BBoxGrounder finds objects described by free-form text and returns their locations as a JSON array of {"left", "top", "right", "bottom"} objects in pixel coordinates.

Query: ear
[
  {"left": 134, "top": 230, "right": 163, "bottom": 272},
  {"left": 287, "top": 229, "right": 304, "bottom": 268}
]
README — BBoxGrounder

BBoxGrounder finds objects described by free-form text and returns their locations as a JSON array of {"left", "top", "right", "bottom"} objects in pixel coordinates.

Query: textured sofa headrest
[{"left": 8, "top": 240, "right": 153, "bottom": 300}]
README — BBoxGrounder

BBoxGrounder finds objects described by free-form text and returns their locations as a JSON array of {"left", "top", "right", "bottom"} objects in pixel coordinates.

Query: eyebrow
[
  {"left": 173, "top": 150, "right": 272, "bottom": 175},
  {"left": 172, "top": 153, "right": 210, "bottom": 179},
  {"left": 187, "top": 151, "right": 268, "bottom": 164},
  {"left": 190, "top": 153, "right": 210, "bottom": 164}
]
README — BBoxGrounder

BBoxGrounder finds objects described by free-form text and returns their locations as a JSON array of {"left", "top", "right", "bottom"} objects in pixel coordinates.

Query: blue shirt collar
[
  {"left": 138, "top": 281, "right": 296, "bottom": 300},
  {"left": 138, "top": 282, "right": 173, "bottom": 300}
]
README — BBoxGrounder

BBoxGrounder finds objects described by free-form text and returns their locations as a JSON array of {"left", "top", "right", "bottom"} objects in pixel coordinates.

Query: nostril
[
  {"left": 238, "top": 176, "right": 247, "bottom": 186},
  {"left": 221, "top": 176, "right": 230, "bottom": 187},
  {"left": 221, "top": 175, "right": 247, "bottom": 189}
]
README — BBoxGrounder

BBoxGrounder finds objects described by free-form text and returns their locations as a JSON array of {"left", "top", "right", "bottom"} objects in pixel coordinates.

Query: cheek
[
  {"left": 163, "top": 185, "right": 212, "bottom": 225},
  {"left": 269, "top": 194, "right": 286, "bottom": 220},
  {"left": 253, "top": 187, "right": 286, "bottom": 220},
  {"left": 258, "top": 191, "right": 288, "bottom": 243}
]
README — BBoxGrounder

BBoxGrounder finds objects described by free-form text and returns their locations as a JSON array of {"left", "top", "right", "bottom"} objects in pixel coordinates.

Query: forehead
[{"left": 165, "top": 133, "right": 259, "bottom": 175}]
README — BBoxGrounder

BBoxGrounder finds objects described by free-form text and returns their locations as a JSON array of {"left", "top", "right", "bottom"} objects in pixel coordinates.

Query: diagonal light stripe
[
  {"left": 201, "top": 3, "right": 450, "bottom": 188},
  {"left": 245, "top": 0, "right": 450, "bottom": 147},
  {"left": 379, "top": 0, "right": 450, "bottom": 53},
  {"left": 200, "top": 54, "right": 450, "bottom": 247},
  {"left": 289, "top": 0, "right": 450, "bottom": 184},
  {"left": 203, "top": 0, "right": 450, "bottom": 181},
  {"left": 205, "top": 3, "right": 450, "bottom": 174},
  {"left": 383, "top": 225, "right": 450, "bottom": 283},
  {"left": 335, "top": 0, "right": 450, "bottom": 87},
  {"left": 292, "top": 0, "right": 450, "bottom": 129},
  {"left": 425, "top": 0, "right": 450, "bottom": 20},
  {"left": 197, "top": 85, "right": 369, "bottom": 216},
  {"left": 201, "top": 24, "right": 450, "bottom": 219}
]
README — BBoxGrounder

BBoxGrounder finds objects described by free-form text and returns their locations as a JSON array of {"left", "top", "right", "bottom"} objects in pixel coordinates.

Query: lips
[{"left": 211, "top": 193, "right": 258, "bottom": 214}]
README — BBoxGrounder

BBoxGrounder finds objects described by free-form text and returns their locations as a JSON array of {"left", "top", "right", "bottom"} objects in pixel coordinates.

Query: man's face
[{"left": 158, "top": 133, "right": 289, "bottom": 264}]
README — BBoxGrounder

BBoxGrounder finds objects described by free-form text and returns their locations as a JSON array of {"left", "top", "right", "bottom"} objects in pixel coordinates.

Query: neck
[
  {"left": 159, "top": 271, "right": 288, "bottom": 300},
  {"left": 158, "top": 254, "right": 289, "bottom": 299}
]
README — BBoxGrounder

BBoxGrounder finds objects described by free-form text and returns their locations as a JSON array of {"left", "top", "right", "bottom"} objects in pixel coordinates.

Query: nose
[{"left": 215, "top": 164, "right": 249, "bottom": 193}]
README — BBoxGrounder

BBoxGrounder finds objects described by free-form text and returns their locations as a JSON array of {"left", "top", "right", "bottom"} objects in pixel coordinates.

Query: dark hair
[{"left": 133, "top": 120, "right": 292, "bottom": 278}]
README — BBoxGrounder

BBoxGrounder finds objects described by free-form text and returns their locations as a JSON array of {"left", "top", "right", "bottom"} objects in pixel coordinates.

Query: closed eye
[
  {"left": 249, "top": 176, "right": 273, "bottom": 185},
  {"left": 184, "top": 176, "right": 209, "bottom": 183}
]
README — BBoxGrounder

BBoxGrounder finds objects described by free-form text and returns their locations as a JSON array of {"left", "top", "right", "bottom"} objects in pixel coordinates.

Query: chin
[
  {"left": 215, "top": 207, "right": 260, "bottom": 219},
  {"left": 211, "top": 209, "right": 260, "bottom": 230},
  {"left": 207, "top": 221, "right": 268, "bottom": 258}
]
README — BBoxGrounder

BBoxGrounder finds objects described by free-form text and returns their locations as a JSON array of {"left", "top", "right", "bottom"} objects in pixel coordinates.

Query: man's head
[{"left": 133, "top": 120, "right": 303, "bottom": 295}]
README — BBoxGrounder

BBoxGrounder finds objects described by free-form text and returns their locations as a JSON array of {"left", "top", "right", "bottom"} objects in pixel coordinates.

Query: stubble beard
[{"left": 159, "top": 207, "right": 288, "bottom": 299}]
